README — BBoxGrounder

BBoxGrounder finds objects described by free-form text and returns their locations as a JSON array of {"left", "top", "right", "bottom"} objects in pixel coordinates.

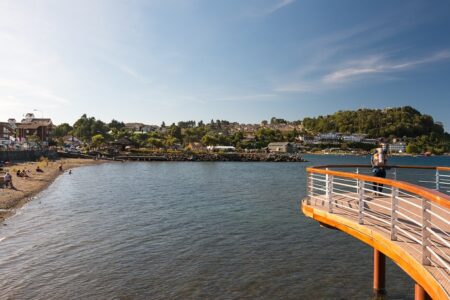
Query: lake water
[{"left": 0, "top": 155, "right": 449, "bottom": 299}]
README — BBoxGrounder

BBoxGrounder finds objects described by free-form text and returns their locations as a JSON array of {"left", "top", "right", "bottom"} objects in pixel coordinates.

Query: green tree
[
  {"left": 72, "top": 114, "right": 108, "bottom": 142},
  {"left": 147, "top": 138, "right": 164, "bottom": 148},
  {"left": 27, "top": 134, "right": 43, "bottom": 149},
  {"left": 168, "top": 124, "right": 182, "bottom": 140},
  {"left": 202, "top": 135, "right": 218, "bottom": 146},
  {"left": 91, "top": 134, "right": 105, "bottom": 148},
  {"left": 108, "top": 119, "right": 125, "bottom": 130},
  {"left": 52, "top": 123, "right": 73, "bottom": 138}
]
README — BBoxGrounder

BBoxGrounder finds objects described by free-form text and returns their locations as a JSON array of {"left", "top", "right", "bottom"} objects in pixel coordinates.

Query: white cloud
[
  {"left": 272, "top": 50, "right": 450, "bottom": 93},
  {"left": 246, "top": 0, "right": 295, "bottom": 17},
  {"left": 266, "top": 0, "right": 295, "bottom": 15},
  {"left": 323, "top": 50, "right": 450, "bottom": 83},
  {"left": 0, "top": 79, "right": 70, "bottom": 104}
]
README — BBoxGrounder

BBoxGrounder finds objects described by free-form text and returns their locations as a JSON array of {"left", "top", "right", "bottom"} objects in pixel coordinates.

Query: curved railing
[
  {"left": 308, "top": 164, "right": 450, "bottom": 195},
  {"left": 303, "top": 165, "right": 450, "bottom": 299}
]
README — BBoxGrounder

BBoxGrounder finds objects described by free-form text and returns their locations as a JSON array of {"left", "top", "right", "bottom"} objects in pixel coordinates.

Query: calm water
[{"left": 0, "top": 155, "right": 449, "bottom": 299}]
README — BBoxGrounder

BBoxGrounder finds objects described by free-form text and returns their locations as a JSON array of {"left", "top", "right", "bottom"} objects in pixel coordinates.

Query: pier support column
[
  {"left": 414, "top": 284, "right": 431, "bottom": 300},
  {"left": 373, "top": 249, "right": 386, "bottom": 300}
]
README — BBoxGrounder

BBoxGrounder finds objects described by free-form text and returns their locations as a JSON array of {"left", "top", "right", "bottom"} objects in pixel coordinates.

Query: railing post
[
  {"left": 327, "top": 174, "right": 333, "bottom": 213},
  {"left": 390, "top": 187, "right": 398, "bottom": 241},
  {"left": 393, "top": 168, "right": 397, "bottom": 180},
  {"left": 307, "top": 172, "right": 311, "bottom": 205},
  {"left": 358, "top": 179, "right": 364, "bottom": 224},
  {"left": 436, "top": 169, "right": 440, "bottom": 191},
  {"left": 421, "top": 199, "right": 431, "bottom": 266}
]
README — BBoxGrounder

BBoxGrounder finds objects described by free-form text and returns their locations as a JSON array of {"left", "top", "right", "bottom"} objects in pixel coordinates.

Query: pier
[{"left": 301, "top": 165, "right": 450, "bottom": 299}]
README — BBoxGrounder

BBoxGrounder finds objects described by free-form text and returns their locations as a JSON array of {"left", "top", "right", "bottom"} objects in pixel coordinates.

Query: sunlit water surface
[{"left": 1, "top": 155, "right": 449, "bottom": 299}]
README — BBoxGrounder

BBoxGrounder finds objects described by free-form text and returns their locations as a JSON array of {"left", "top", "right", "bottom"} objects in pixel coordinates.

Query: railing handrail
[
  {"left": 310, "top": 164, "right": 450, "bottom": 171},
  {"left": 307, "top": 166, "right": 450, "bottom": 209}
]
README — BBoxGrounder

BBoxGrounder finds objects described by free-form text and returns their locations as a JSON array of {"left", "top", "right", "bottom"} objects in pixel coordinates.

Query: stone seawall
[
  {"left": 0, "top": 150, "right": 58, "bottom": 162},
  {"left": 117, "top": 152, "right": 307, "bottom": 162}
]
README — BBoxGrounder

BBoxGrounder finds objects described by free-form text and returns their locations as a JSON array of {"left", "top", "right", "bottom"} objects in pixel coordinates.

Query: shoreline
[{"left": 0, "top": 158, "right": 107, "bottom": 223}]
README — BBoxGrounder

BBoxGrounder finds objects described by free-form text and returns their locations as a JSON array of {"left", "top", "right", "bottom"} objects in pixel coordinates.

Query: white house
[{"left": 206, "top": 145, "right": 236, "bottom": 152}]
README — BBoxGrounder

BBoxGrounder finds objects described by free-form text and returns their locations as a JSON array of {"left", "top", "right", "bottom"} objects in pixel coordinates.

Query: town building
[
  {"left": 316, "top": 132, "right": 341, "bottom": 144},
  {"left": 388, "top": 142, "right": 407, "bottom": 153},
  {"left": 298, "top": 135, "right": 315, "bottom": 145},
  {"left": 342, "top": 134, "right": 367, "bottom": 143},
  {"left": 0, "top": 121, "right": 14, "bottom": 141},
  {"left": 64, "top": 136, "right": 83, "bottom": 148},
  {"left": 15, "top": 113, "right": 53, "bottom": 144},
  {"left": 206, "top": 145, "right": 236, "bottom": 152},
  {"left": 267, "top": 142, "right": 295, "bottom": 153},
  {"left": 361, "top": 138, "right": 378, "bottom": 145},
  {"left": 125, "top": 123, "right": 158, "bottom": 133}
]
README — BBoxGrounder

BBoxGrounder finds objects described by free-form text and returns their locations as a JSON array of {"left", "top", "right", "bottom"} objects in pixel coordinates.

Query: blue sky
[{"left": 1, "top": 0, "right": 450, "bottom": 130}]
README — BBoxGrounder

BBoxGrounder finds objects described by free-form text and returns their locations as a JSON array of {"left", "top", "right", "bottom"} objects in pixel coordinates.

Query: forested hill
[{"left": 301, "top": 106, "right": 446, "bottom": 138}]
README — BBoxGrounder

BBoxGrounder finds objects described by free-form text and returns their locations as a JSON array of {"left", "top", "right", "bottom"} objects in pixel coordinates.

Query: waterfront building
[
  {"left": 14, "top": 113, "right": 53, "bottom": 144},
  {"left": 206, "top": 145, "right": 236, "bottom": 152},
  {"left": 360, "top": 138, "right": 378, "bottom": 145},
  {"left": 298, "top": 135, "right": 315, "bottom": 145},
  {"left": 316, "top": 132, "right": 341, "bottom": 144},
  {"left": 342, "top": 134, "right": 367, "bottom": 143},
  {"left": 267, "top": 142, "right": 295, "bottom": 153},
  {"left": 0, "top": 121, "right": 14, "bottom": 141},
  {"left": 388, "top": 142, "right": 407, "bottom": 153}
]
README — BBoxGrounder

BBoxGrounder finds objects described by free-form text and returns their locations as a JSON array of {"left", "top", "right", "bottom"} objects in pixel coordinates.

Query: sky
[{"left": 1, "top": 0, "right": 450, "bottom": 130}]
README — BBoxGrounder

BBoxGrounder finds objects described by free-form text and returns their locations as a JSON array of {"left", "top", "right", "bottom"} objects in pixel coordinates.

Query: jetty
[
  {"left": 301, "top": 165, "right": 450, "bottom": 299},
  {"left": 58, "top": 151, "right": 306, "bottom": 162}
]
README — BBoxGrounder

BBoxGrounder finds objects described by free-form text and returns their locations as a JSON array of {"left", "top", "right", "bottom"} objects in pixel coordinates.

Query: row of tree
[
  {"left": 50, "top": 107, "right": 449, "bottom": 154},
  {"left": 51, "top": 114, "right": 299, "bottom": 149}
]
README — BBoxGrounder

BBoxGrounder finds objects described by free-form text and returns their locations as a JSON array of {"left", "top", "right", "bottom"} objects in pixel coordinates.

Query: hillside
[
  {"left": 302, "top": 106, "right": 445, "bottom": 137},
  {"left": 301, "top": 106, "right": 449, "bottom": 154}
]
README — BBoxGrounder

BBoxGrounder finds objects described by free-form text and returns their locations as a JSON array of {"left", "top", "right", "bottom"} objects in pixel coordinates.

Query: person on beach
[
  {"left": 59, "top": 164, "right": 63, "bottom": 172},
  {"left": 371, "top": 143, "right": 388, "bottom": 195},
  {"left": 4, "top": 172, "right": 13, "bottom": 188}
]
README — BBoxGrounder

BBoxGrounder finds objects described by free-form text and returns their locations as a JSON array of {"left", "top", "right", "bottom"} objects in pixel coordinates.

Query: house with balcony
[{"left": 14, "top": 113, "right": 53, "bottom": 145}]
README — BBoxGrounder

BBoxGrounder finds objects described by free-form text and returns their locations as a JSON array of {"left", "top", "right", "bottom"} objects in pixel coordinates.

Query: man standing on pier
[{"left": 371, "top": 142, "right": 388, "bottom": 195}]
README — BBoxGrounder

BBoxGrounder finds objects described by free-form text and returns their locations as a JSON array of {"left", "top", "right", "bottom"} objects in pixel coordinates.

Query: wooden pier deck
[{"left": 302, "top": 165, "right": 450, "bottom": 299}]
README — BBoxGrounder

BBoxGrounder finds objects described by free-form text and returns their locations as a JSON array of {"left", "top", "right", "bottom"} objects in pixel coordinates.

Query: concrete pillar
[
  {"left": 373, "top": 249, "right": 386, "bottom": 300},
  {"left": 414, "top": 284, "right": 431, "bottom": 300}
]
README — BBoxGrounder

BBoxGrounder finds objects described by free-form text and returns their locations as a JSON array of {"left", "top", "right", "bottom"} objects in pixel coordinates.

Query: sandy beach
[{"left": 0, "top": 158, "right": 107, "bottom": 223}]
